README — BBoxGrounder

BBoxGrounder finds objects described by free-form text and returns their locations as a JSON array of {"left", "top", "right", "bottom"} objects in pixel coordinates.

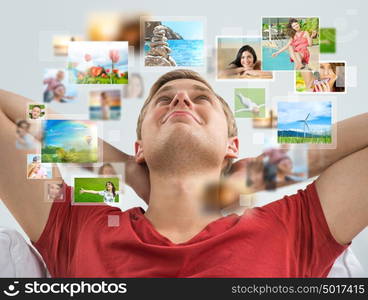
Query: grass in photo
[
  {"left": 74, "top": 177, "right": 120, "bottom": 203},
  {"left": 68, "top": 41, "right": 128, "bottom": 84},
  {"left": 277, "top": 101, "right": 332, "bottom": 144},
  {"left": 234, "top": 88, "right": 265, "bottom": 118},
  {"left": 89, "top": 90, "right": 121, "bottom": 120},
  {"left": 320, "top": 28, "right": 336, "bottom": 53},
  {"left": 42, "top": 120, "right": 98, "bottom": 163},
  {"left": 144, "top": 20, "right": 204, "bottom": 67}
]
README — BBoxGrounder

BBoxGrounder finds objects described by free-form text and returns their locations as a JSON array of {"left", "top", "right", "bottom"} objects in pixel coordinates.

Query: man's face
[{"left": 135, "top": 79, "right": 238, "bottom": 174}]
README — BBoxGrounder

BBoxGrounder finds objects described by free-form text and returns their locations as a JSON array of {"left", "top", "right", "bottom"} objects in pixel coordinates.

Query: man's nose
[{"left": 171, "top": 91, "right": 193, "bottom": 109}]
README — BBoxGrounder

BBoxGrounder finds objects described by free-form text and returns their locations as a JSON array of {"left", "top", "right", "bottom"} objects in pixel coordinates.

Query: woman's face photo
[
  {"left": 48, "top": 184, "right": 62, "bottom": 200},
  {"left": 54, "top": 85, "right": 66, "bottom": 98},
  {"left": 241, "top": 51, "right": 255, "bottom": 68},
  {"left": 106, "top": 182, "right": 113, "bottom": 190},
  {"left": 320, "top": 63, "right": 335, "bottom": 80},
  {"left": 291, "top": 22, "right": 300, "bottom": 31}
]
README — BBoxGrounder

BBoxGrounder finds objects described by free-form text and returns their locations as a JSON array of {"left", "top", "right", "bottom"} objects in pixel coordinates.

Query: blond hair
[{"left": 136, "top": 69, "right": 238, "bottom": 174}]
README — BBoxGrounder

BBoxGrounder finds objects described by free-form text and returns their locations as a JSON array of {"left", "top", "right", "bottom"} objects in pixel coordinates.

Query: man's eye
[
  {"left": 195, "top": 95, "right": 210, "bottom": 101},
  {"left": 157, "top": 97, "right": 171, "bottom": 103}
]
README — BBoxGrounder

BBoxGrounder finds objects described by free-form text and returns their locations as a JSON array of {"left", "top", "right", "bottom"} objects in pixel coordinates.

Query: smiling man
[{"left": 0, "top": 69, "right": 367, "bottom": 277}]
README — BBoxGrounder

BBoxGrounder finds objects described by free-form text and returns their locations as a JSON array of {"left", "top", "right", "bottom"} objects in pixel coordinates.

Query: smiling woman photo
[{"left": 219, "top": 44, "right": 272, "bottom": 79}]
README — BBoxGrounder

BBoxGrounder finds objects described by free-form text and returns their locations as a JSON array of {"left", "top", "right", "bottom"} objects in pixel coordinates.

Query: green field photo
[
  {"left": 320, "top": 28, "right": 336, "bottom": 53},
  {"left": 234, "top": 88, "right": 266, "bottom": 118},
  {"left": 74, "top": 177, "right": 120, "bottom": 203}
]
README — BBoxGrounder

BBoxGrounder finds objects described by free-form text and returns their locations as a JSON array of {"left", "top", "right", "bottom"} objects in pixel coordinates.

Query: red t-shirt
[{"left": 32, "top": 181, "right": 348, "bottom": 277}]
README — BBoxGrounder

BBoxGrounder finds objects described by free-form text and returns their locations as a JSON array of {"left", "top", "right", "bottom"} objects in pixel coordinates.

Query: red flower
[
  {"left": 101, "top": 73, "right": 107, "bottom": 78},
  {"left": 90, "top": 67, "right": 103, "bottom": 77},
  {"left": 106, "top": 69, "right": 110, "bottom": 73},
  {"left": 113, "top": 69, "right": 119, "bottom": 74},
  {"left": 120, "top": 72, "right": 125, "bottom": 77}
]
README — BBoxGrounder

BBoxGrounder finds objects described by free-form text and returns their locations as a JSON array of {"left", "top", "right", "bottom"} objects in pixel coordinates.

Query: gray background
[{"left": 0, "top": 0, "right": 367, "bottom": 275}]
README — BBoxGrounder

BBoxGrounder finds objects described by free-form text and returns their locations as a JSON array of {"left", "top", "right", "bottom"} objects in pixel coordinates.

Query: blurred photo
[
  {"left": 26, "top": 155, "right": 52, "bottom": 179},
  {"left": 89, "top": 90, "right": 121, "bottom": 120},
  {"left": 74, "top": 177, "right": 120, "bottom": 204}
]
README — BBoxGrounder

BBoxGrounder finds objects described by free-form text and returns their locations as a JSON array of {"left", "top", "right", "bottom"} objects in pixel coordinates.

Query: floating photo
[
  {"left": 262, "top": 17, "right": 319, "bottom": 71},
  {"left": 87, "top": 12, "right": 145, "bottom": 54},
  {"left": 45, "top": 181, "right": 65, "bottom": 202},
  {"left": 89, "top": 89, "right": 121, "bottom": 120},
  {"left": 68, "top": 41, "right": 128, "bottom": 84},
  {"left": 27, "top": 154, "right": 52, "bottom": 179},
  {"left": 43, "top": 69, "right": 77, "bottom": 103},
  {"left": 74, "top": 177, "right": 120, "bottom": 204},
  {"left": 217, "top": 37, "right": 273, "bottom": 80},
  {"left": 15, "top": 120, "right": 38, "bottom": 150},
  {"left": 122, "top": 73, "right": 144, "bottom": 99},
  {"left": 41, "top": 120, "right": 98, "bottom": 163},
  {"left": 28, "top": 104, "right": 46, "bottom": 120},
  {"left": 296, "top": 62, "right": 345, "bottom": 93},
  {"left": 320, "top": 28, "right": 336, "bottom": 53},
  {"left": 234, "top": 88, "right": 266, "bottom": 118},
  {"left": 252, "top": 109, "right": 277, "bottom": 129},
  {"left": 144, "top": 20, "right": 204, "bottom": 67},
  {"left": 277, "top": 101, "right": 332, "bottom": 144},
  {"left": 53, "top": 35, "right": 83, "bottom": 56},
  {"left": 245, "top": 144, "right": 308, "bottom": 192}
]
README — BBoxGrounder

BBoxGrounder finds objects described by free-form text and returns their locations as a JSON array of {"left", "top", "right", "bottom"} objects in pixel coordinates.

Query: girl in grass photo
[{"left": 79, "top": 181, "right": 117, "bottom": 203}]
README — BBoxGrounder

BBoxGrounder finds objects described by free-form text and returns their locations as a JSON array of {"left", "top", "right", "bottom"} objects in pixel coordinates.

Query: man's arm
[
  {"left": 0, "top": 89, "right": 149, "bottom": 242},
  {"left": 308, "top": 113, "right": 368, "bottom": 177},
  {"left": 316, "top": 146, "right": 368, "bottom": 245}
]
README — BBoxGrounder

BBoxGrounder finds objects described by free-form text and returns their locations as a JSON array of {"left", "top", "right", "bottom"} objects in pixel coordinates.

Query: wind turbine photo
[
  {"left": 297, "top": 112, "right": 311, "bottom": 138},
  {"left": 277, "top": 101, "right": 332, "bottom": 144}
]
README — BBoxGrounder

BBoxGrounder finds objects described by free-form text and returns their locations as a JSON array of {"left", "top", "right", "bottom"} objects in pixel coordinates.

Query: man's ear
[
  {"left": 225, "top": 136, "right": 239, "bottom": 159},
  {"left": 134, "top": 140, "right": 146, "bottom": 163}
]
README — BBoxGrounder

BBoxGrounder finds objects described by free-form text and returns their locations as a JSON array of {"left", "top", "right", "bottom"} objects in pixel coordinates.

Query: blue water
[
  {"left": 144, "top": 40, "right": 204, "bottom": 67},
  {"left": 89, "top": 106, "right": 121, "bottom": 120},
  {"left": 262, "top": 47, "right": 294, "bottom": 71}
]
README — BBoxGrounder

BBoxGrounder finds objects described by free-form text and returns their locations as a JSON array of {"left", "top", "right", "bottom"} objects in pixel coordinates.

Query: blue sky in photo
[
  {"left": 277, "top": 101, "right": 332, "bottom": 132},
  {"left": 162, "top": 21, "right": 203, "bottom": 40}
]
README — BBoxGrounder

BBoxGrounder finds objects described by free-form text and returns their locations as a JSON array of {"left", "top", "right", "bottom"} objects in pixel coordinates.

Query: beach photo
[
  {"left": 74, "top": 177, "right": 120, "bottom": 204},
  {"left": 43, "top": 69, "right": 77, "bottom": 103},
  {"left": 144, "top": 20, "right": 204, "bottom": 67},
  {"left": 295, "top": 62, "right": 345, "bottom": 93},
  {"left": 53, "top": 35, "right": 83, "bottom": 56},
  {"left": 262, "top": 17, "right": 319, "bottom": 71},
  {"left": 277, "top": 101, "right": 332, "bottom": 144},
  {"left": 217, "top": 37, "right": 273, "bottom": 80},
  {"left": 41, "top": 120, "right": 99, "bottom": 163},
  {"left": 89, "top": 89, "right": 121, "bottom": 120},
  {"left": 234, "top": 88, "right": 266, "bottom": 118},
  {"left": 68, "top": 41, "right": 128, "bottom": 84}
]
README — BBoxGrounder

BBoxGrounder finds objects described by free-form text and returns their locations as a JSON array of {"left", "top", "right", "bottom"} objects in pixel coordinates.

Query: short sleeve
[
  {"left": 32, "top": 184, "right": 120, "bottom": 276},
  {"left": 263, "top": 181, "right": 350, "bottom": 277}
]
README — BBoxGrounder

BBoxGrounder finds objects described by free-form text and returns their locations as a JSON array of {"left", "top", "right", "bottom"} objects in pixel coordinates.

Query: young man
[{"left": 0, "top": 69, "right": 367, "bottom": 277}]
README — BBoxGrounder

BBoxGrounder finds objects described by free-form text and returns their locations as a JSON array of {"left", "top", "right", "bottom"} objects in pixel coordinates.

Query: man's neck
[{"left": 144, "top": 170, "right": 222, "bottom": 244}]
